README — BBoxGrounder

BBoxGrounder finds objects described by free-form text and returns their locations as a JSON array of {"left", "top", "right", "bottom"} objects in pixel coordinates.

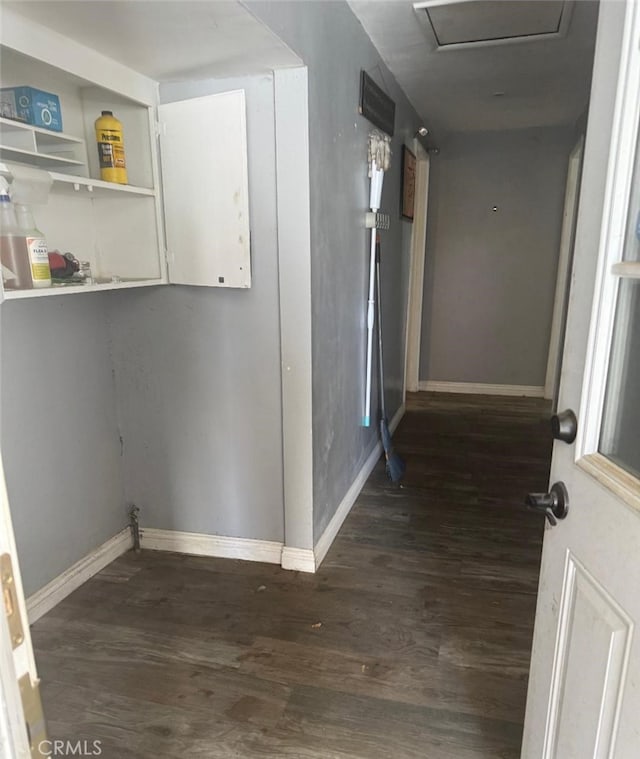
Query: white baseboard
[
  {"left": 140, "top": 528, "right": 284, "bottom": 565},
  {"left": 313, "top": 402, "right": 406, "bottom": 570},
  {"left": 26, "top": 404, "right": 407, "bottom": 620},
  {"left": 281, "top": 546, "right": 316, "bottom": 573},
  {"left": 417, "top": 381, "right": 545, "bottom": 398},
  {"left": 27, "top": 528, "right": 133, "bottom": 624}
]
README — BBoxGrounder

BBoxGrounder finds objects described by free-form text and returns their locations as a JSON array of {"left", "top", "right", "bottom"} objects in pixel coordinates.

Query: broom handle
[
  {"left": 375, "top": 239, "right": 387, "bottom": 421},
  {"left": 363, "top": 224, "right": 377, "bottom": 426}
]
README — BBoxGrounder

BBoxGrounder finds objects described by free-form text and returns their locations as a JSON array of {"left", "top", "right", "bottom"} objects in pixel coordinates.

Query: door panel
[
  {"left": 159, "top": 90, "right": 251, "bottom": 289},
  {"left": 547, "top": 553, "right": 633, "bottom": 758},
  {"left": 522, "top": 2, "right": 640, "bottom": 757}
]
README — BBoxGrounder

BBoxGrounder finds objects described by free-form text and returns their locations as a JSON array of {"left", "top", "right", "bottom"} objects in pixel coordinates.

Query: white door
[
  {"left": 0, "top": 448, "right": 45, "bottom": 758},
  {"left": 522, "top": 2, "right": 640, "bottom": 757},
  {"left": 159, "top": 90, "right": 252, "bottom": 289}
]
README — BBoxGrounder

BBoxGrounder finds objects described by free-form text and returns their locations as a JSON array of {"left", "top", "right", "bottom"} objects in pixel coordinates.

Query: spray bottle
[
  {"left": 14, "top": 202, "right": 52, "bottom": 288},
  {"left": 0, "top": 176, "right": 32, "bottom": 290}
]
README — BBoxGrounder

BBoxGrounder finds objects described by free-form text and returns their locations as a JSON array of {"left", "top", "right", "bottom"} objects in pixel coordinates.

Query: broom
[{"left": 375, "top": 239, "right": 406, "bottom": 483}]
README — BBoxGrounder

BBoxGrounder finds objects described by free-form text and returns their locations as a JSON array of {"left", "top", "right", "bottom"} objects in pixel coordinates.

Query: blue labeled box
[{"left": 0, "top": 86, "right": 63, "bottom": 132}]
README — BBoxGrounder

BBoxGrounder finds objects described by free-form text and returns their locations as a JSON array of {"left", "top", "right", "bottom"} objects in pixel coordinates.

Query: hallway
[{"left": 31, "top": 393, "right": 552, "bottom": 758}]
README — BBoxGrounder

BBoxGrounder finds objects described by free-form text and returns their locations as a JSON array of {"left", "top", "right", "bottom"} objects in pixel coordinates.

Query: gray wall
[
  {"left": 248, "top": 1, "right": 422, "bottom": 542},
  {"left": 107, "top": 73, "right": 285, "bottom": 541},
  {"left": 1, "top": 295, "right": 125, "bottom": 595},
  {"left": 420, "top": 127, "right": 574, "bottom": 386}
]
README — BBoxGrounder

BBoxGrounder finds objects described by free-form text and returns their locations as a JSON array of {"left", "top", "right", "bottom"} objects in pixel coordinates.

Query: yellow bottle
[{"left": 95, "top": 110, "right": 128, "bottom": 184}]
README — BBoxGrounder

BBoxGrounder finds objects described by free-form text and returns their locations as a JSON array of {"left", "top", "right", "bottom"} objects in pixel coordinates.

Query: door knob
[
  {"left": 551, "top": 409, "right": 578, "bottom": 444},
  {"left": 525, "top": 481, "right": 569, "bottom": 526}
]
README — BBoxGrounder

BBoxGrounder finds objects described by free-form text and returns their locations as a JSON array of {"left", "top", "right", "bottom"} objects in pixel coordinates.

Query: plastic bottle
[
  {"left": 14, "top": 203, "right": 52, "bottom": 288},
  {"left": 95, "top": 110, "right": 128, "bottom": 184},
  {"left": 0, "top": 177, "right": 33, "bottom": 290}
]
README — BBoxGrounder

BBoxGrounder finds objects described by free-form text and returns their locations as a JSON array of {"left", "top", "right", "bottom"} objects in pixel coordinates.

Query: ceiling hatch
[{"left": 413, "top": 0, "right": 573, "bottom": 49}]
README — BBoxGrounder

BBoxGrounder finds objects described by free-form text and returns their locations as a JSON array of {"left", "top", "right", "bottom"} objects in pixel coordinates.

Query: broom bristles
[{"left": 380, "top": 418, "right": 405, "bottom": 483}]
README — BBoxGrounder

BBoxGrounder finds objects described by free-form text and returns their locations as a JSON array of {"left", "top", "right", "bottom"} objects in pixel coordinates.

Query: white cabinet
[
  {"left": 0, "top": 9, "right": 251, "bottom": 299},
  {"left": 160, "top": 92, "right": 251, "bottom": 289}
]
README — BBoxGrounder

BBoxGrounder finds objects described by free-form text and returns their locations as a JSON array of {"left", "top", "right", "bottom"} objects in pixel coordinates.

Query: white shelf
[
  {"left": 0, "top": 117, "right": 86, "bottom": 170},
  {"left": 47, "top": 171, "right": 156, "bottom": 197},
  {"left": 0, "top": 116, "right": 84, "bottom": 145},
  {"left": 3, "top": 278, "right": 166, "bottom": 300},
  {"left": 0, "top": 163, "right": 155, "bottom": 198},
  {"left": 0, "top": 145, "right": 85, "bottom": 169}
]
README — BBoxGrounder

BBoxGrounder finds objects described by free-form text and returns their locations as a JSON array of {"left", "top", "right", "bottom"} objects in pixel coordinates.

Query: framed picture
[{"left": 401, "top": 145, "right": 416, "bottom": 222}]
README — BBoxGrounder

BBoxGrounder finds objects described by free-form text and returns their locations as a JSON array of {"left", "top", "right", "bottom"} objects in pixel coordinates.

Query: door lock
[
  {"left": 551, "top": 409, "right": 578, "bottom": 444},
  {"left": 525, "top": 481, "right": 569, "bottom": 526}
]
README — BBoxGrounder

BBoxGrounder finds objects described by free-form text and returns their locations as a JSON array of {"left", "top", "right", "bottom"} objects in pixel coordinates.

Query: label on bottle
[
  {"left": 97, "top": 132, "right": 126, "bottom": 169},
  {"left": 26, "top": 237, "right": 50, "bottom": 282}
]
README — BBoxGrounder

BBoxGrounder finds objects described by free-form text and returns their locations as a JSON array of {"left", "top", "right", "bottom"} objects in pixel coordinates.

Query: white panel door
[
  {"left": 522, "top": 2, "right": 640, "bottom": 757},
  {"left": 159, "top": 90, "right": 251, "bottom": 288},
  {"left": 0, "top": 450, "right": 40, "bottom": 758}
]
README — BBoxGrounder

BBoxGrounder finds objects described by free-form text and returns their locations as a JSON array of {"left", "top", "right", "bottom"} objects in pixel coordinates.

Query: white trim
[
  {"left": 141, "top": 529, "right": 283, "bottom": 565},
  {"left": 281, "top": 547, "right": 316, "bottom": 573},
  {"left": 611, "top": 261, "right": 640, "bottom": 278},
  {"left": 314, "top": 403, "right": 406, "bottom": 569},
  {"left": 274, "top": 67, "right": 315, "bottom": 553},
  {"left": 0, "top": 455, "right": 36, "bottom": 679},
  {"left": 545, "top": 136, "right": 584, "bottom": 401},
  {"left": 26, "top": 528, "right": 133, "bottom": 624},
  {"left": 404, "top": 147, "right": 430, "bottom": 396},
  {"left": 577, "top": 0, "right": 640, "bottom": 461},
  {"left": 0, "top": 610, "right": 30, "bottom": 759},
  {"left": 418, "top": 381, "right": 545, "bottom": 397}
]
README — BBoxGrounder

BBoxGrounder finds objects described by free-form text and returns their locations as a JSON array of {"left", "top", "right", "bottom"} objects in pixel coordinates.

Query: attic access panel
[{"left": 414, "top": 0, "right": 572, "bottom": 49}]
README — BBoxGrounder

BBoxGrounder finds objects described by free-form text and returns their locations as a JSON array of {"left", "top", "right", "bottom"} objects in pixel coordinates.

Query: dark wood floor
[{"left": 32, "top": 393, "right": 552, "bottom": 758}]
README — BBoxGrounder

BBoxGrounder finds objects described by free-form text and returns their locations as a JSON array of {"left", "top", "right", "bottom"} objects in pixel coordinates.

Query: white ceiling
[
  {"left": 2, "top": 0, "right": 301, "bottom": 82},
  {"left": 349, "top": 0, "right": 599, "bottom": 139},
  {"left": 3, "top": 0, "right": 599, "bottom": 139}
]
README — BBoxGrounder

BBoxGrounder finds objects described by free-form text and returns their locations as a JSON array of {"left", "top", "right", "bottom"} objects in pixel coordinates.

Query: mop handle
[
  {"left": 363, "top": 224, "right": 377, "bottom": 426},
  {"left": 375, "top": 240, "right": 386, "bottom": 421},
  {"left": 363, "top": 160, "right": 384, "bottom": 427}
]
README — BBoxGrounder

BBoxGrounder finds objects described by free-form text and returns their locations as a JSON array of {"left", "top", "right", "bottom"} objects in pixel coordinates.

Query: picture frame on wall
[{"left": 401, "top": 145, "right": 416, "bottom": 222}]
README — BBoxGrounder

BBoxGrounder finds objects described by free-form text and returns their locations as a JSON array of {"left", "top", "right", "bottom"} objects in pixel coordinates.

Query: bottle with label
[
  {"left": 0, "top": 177, "right": 32, "bottom": 290},
  {"left": 14, "top": 204, "right": 52, "bottom": 288},
  {"left": 95, "top": 110, "right": 128, "bottom": 184}
]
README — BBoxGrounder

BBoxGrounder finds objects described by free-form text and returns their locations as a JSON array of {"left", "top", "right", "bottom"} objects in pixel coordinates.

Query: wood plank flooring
[{"left": 31, "top": 392, "right": 552, "bottom": 758}]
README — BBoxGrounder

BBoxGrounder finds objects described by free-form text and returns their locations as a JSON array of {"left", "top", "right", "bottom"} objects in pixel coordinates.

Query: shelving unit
[
  {"left": 1, "top": 9, "right": 251, "bottom": 299},
  {"left": 0, "top": 32, "right": 168, "bottom": 298},
  {"left": 3, "top": 278, "right": 163, "bottom": 300},
  {"left": 0, "top": 163, "right": 156, "bottom": 198},
  {"left": 0, "top": 116, "right": 86, "bottom": 170}
]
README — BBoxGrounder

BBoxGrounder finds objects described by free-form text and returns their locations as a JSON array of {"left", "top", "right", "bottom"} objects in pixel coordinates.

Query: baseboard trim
[
  {"left": 26, "top": 402, "right": 407, "bottom": 618},
  {"left": 27, "top": 528, "right": 133, "bottom": 624},
  {"left": 281, "top": 546, "right": 316, "bottom": 573},
  {"left": 141, "top": 528, "right": 284, "bottom": 565},
  {"left": 417, "top": 381, "right": 545, "bottom": 398},
  {"left": 313, "top": 402, "right": 406, "bottom": 570}
]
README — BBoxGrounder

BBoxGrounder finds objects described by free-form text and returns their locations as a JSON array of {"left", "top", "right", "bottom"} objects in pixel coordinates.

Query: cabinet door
[{"left": 159, "top": 90, "right": 251, "bottom": 288}]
